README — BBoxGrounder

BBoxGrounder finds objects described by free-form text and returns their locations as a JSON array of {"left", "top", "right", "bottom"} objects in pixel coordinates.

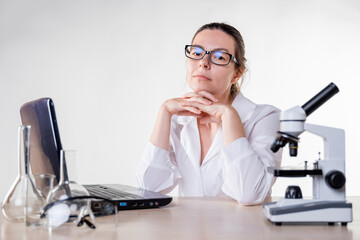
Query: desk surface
[{"left": 1, "top": 197, "right": 359, "bottom": 240}]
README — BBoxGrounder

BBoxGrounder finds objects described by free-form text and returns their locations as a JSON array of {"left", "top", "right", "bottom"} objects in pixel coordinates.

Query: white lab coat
[{"left": 136, "top": 93, "right": 282, "bottom": 205}]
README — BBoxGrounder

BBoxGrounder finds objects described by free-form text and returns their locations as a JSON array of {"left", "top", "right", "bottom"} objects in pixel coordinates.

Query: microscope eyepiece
[{"left": 301, "top": 82, "right": 339, "bottom": 116}]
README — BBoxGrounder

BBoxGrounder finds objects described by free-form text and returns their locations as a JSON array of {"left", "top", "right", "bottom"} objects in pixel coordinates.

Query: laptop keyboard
[{"left": 84, "top": 185, "right": 144, "bottom": 200}]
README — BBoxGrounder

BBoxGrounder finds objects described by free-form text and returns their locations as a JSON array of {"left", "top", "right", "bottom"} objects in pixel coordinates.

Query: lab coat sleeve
[
  {"left": 136, "top": 142, "right": 180, "bottom": 194},
  {"left": 221, "top": 107, "right": 282, "bottom": 205}
]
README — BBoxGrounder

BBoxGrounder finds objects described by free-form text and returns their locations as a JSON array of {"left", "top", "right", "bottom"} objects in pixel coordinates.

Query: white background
[{"left": 1, "top": 0, "right": 359, "bottom": 201}]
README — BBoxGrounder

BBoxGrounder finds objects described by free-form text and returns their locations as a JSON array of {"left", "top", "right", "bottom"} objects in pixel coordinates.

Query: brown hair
[{"left": 192, "top": 22, "right": 247, "bottom": 98}]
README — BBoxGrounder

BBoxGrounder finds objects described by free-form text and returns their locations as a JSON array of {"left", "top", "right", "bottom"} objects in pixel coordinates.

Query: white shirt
[{"left": 136, "top": 93, "right": 282, "bottom": 205}]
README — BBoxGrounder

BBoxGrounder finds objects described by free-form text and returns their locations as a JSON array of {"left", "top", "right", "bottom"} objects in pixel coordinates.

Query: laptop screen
[{"left": 20, "top": 98, "right": 65, "bottom": 183}]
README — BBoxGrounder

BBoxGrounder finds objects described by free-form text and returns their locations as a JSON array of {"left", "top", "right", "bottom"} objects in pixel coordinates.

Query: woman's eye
[
  {"left": 214, "top": 51, "right": 225, "bottom": 60},
  {"left": 213, "top": 51, "right": 229, "bottom": 62},
  {"left": 193, "top": 47, "right": 203, "bottom": 56}
]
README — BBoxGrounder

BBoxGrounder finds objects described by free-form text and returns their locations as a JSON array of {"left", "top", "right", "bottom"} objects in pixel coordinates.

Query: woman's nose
[{"left": 198, "top": 54, "right": 211, "bottom": 69}]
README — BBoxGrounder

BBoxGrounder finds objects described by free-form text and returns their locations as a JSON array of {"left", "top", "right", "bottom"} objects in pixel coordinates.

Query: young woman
[{"left": 136, "top": 22, "right": 282, "bottom": 205}]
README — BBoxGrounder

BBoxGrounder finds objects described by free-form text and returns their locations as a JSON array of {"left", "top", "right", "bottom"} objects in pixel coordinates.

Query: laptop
[{"left": 20, "top": 97, "right": 172, "bottom": 215}]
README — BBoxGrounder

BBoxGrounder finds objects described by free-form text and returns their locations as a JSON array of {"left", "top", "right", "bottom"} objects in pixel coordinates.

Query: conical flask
[
  {"left": 46, "top": 150, "right": 90, "bottom": 224},
  {"left": 2, "top": 125, "right": 31, "bottom": 222}
]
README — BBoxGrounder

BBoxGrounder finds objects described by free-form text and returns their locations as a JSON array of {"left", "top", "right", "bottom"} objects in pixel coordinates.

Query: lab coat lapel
[
  {"left": 201, "top": 93, "right": 252, "bottom": 166},
  {"left": 180, "top": 117, "right": 201, "bottom": 169},
  {"left": 201, "top": 126, "right": 222, "bottom": 166}
]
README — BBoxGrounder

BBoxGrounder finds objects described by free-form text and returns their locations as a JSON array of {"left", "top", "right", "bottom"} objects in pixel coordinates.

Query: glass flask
[
  {"left": 46, "top": 150, "right": 90, "bottom": 226},
  {"left": 2, "top": 125, "right": 32, "bottom": 222},
  {"left": 25, "top": 173, "right": 55, "bottom": 226}
]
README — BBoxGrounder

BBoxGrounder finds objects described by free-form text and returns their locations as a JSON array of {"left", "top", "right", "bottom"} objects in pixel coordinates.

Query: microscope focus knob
[
  {"left": 285, "top": 185, "right": 303, "bottom": 199},
  {"left": 325, "top": 170, "right": 346, "bottom": 189}
]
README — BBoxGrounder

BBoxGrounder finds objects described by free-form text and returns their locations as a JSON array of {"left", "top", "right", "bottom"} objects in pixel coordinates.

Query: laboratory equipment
[
  {"left": 2, "top": 125, "right": 32, "bottom": 222},
  {"left": 263, "top": 83, "right": 352, "bottom": 226}
]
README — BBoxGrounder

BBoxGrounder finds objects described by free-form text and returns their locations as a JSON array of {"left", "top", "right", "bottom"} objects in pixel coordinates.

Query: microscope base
[{"left": 263, "top": 199, "right": 352, "bottom": 225}]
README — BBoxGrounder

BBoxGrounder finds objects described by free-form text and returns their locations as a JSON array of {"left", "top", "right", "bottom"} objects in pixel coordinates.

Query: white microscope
[{"left": 263, "top": 83, "right": 352, "bottom": 226}]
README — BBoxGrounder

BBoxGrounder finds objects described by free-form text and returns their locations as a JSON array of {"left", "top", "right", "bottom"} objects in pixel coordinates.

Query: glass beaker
[
  {"left": 2, "top": 125, "right": 31, "bottom": 222},
  {"left": 46, "top": 150, "right": 90, "bottom": 226}
]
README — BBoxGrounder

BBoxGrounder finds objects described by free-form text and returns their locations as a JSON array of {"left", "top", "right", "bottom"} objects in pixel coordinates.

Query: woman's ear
[{"left": 231, "top": 66, "right": 244, "bottom": 84}]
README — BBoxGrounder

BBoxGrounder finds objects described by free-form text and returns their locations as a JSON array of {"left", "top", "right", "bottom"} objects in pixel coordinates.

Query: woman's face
[{"left": 186, "top": 29, "right": 240, "bottom": 101}]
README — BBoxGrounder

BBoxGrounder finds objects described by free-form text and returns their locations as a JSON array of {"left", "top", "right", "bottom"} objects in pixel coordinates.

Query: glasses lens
[
  {"left": 186, "top": 46, "right": 204, "bottom": 59},
  {"left": 211, "top": 51, "right": 230, "bottom": 65}
]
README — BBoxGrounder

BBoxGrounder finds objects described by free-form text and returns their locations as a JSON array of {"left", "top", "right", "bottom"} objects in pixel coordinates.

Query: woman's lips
[{"left": 193, "top": 75, "right": 211, "bottom": 81}]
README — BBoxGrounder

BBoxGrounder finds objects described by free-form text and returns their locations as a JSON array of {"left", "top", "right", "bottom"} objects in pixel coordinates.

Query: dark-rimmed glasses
[
  {"left": 41, "top": 196, "right": 118, "bottom": 229},
  {"left": 185, "top": 45, "right": 238, "bottom": 66}
]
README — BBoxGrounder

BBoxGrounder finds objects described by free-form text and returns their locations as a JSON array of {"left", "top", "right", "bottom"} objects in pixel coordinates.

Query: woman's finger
[
  {"left": 183, "top": 100, "right": 212, "bottom": 111},
  {"left": 197, "top": 91, "right": 218, "bottom": 102},
  {"left": 182, "top": 91, "right": 214, "bottom": 100},
  {"left": 199, "top": 115, "right": 221, "bottom": 124},
  {"left": 181, "top": 93, "right": 212, "bottom": 105},
  {"left": 181, "top": 106, "right": 201, "bottom": 115},
  {"left": 182, "top": 91, "right": 218, "bottom": 103},
  {"left": 181, "top": 92, "right": 202, "bottom": 99},
  {"left": 183, "top": 96, "right": 212, "bottom": 105},
  {"left": 178, "top": 111, "right": 203, "bottom": 117}
]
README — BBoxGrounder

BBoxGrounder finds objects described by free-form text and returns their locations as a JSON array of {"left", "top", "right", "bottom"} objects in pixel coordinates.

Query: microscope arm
[{"left": 304, "top": 123, "right": 345, "bottom": 162}]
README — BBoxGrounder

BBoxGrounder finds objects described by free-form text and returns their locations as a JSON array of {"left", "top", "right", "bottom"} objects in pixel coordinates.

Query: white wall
[{"left": 1, "top": 0, "right": 359, "bottom": 200}]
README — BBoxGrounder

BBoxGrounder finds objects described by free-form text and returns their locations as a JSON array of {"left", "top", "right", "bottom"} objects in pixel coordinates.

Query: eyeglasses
[
  {"left": 185, "top": 45, "right": 239, "bottom": 66},
  {"left": 41, "top": 196, "right": 118, "bottom": 229}
]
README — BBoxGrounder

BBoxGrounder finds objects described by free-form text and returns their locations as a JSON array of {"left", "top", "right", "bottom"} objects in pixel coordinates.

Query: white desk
[{"left": 1, "top": 197, "right": 359, "bottom": 240}]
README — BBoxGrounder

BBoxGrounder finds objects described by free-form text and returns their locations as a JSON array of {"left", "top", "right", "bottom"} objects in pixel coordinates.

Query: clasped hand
[{"left": 163, "top": 91, "right": 231, "bottom": 124}]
